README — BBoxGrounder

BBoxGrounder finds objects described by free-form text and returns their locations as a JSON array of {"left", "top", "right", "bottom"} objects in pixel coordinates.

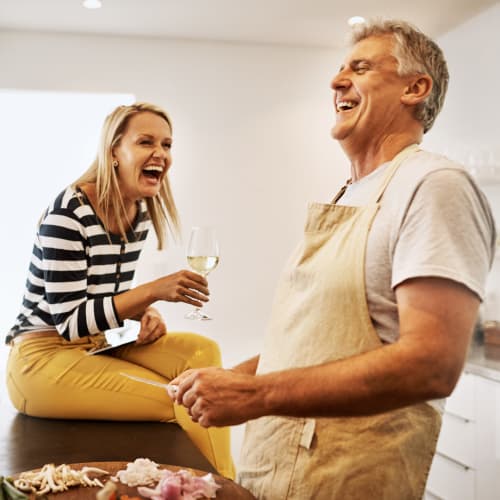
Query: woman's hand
[
  {"left": 154, "top": 270, "right": 209, "bottom": 307},
  {"left": 136, "top": 307, "right": 167, "bottom": 345},
  {"left": 113, "top": 271, "right": 209, "bottom": 327}
]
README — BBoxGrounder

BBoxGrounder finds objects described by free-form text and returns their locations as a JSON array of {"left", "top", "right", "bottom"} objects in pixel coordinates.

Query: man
[{"left": 169, "top": 19, "right": 496, "bottom": 499}]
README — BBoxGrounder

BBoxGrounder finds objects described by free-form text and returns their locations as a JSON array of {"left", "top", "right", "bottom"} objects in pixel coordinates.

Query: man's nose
[{"left": 331, "top": 71, "right": 350, "bottom": 90}]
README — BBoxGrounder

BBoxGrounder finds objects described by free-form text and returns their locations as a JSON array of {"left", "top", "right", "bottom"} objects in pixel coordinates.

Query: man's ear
[{"left": 401, "top": 74, "right": 433, "bottom": 106}]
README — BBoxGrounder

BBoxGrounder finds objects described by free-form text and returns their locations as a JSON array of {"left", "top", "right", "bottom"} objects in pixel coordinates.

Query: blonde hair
[
  {"left": 73, "top": 102, "right": 179, "bottom": 249},
  {"left": 351, "top": 19, "right": 449, "bottom": 133}
]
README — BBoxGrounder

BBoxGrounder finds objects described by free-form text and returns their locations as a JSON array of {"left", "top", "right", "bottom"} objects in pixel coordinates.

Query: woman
[{"left": 5, "top": 102, "right": 234, "bottom": 478}]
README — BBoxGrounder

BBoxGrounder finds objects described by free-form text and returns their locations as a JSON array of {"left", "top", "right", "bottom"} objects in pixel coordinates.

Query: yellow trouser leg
[
  {"left": 7, "top": 332, "right": 235, "bottom": 478},
  {"left": 174, "top": 403, "right": 235, "bottom": 479},
  {"left": 115, "top": 332, "right": 235, "bottom": 478}
]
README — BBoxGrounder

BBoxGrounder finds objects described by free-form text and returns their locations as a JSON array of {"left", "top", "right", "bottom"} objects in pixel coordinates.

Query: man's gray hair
[{"left": 351, "top": 19, "right": 449, "bottom": 133}]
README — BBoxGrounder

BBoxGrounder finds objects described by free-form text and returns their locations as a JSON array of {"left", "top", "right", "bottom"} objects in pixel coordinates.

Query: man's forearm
[
  {"left": 256, "top": 341, "right": 452, "bottom": 419},
  {"left": 252, "top": 278, "right": 477, "bottom": 420},
  {"left": 176, "top": 280, "right": 476, "bottom": 427}
]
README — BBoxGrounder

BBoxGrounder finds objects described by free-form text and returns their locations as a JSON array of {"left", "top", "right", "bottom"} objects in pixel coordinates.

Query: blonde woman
[{"left": 6, "top": 102, "right": 234, "bottom": 478}]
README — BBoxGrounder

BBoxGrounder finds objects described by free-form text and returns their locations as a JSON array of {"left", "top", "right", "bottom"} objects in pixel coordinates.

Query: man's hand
[
  {"left": 136, "top": 307, "right": 167, "bottom": 345},
  {"left": 168, "top": 367, "right": 262, "bottom": 427}
]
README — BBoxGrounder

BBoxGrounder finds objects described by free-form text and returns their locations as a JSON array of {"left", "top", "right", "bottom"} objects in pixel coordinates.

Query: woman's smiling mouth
[{"left": 142, "top": 165, "right": 163, "bottom": 181}]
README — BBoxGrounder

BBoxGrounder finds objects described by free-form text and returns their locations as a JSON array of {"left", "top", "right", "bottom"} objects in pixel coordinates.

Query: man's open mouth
[{"left": 336, "top": 100, "right": 358, "bottom": 112}]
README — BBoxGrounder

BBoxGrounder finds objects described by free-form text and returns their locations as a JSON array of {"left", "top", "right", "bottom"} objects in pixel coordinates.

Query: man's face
[{"left": 331, "top": 34, "right": 411, "bottom": 144}]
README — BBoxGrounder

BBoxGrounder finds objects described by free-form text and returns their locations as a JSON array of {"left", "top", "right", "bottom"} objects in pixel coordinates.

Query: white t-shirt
[
  {"left": 338, "top": 150, "right": 496, "bottom": 413},
  {"left": 338, "top": 149, "right": 496, "bottom": 345}
]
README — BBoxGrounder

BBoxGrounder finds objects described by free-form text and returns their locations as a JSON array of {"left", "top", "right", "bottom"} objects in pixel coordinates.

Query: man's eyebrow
[
  {"left": 338, "top": 58, "right": 371, "bottom": 72},
  {"left": 351, "top": 58, "right": 370, "bottom": 67}
]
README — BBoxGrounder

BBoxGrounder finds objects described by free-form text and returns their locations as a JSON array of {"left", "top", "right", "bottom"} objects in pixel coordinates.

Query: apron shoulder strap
[
  {"left": 370, "top": 143, "right": 420, "bottom": 204},
  {"left": 331, "top": 144, "right": 419, "bottom": 206}
]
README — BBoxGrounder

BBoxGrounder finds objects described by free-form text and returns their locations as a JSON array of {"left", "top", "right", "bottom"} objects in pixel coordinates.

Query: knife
[{"left": 120, "top": 372, "right": 179, "bottom": 394}]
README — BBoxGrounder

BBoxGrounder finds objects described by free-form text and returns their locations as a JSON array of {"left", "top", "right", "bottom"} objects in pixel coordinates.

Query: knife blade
[{"left": 120, "top": 372, "right": 178, "bottom": 394}]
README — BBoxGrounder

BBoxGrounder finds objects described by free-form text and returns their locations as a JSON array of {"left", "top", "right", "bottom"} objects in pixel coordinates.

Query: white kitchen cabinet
[
  {"left": 426, "top": 453, "right": 475, "bottom": 500},
  {"left": 435, "top": 412, "right": 476, "bottom": 467},
  {"left": 424, "top": 370, "right": 500, "bottom": 500},
  {"left": 444, "top": 371, "right": 476, "bottom": 421},
  {"left": 474, "top": 375, "right": 500, "bottom": 500}
]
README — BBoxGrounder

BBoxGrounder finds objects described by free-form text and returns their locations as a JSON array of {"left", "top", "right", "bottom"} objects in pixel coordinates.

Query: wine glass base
[{"left": 185, "top": 309, "right": 213, "bottom": 321}]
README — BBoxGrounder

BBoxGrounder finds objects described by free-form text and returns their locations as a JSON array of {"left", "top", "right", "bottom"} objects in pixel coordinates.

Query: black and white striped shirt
[{"left": 6, "top": 186, "right": 149, "bottom": 344}]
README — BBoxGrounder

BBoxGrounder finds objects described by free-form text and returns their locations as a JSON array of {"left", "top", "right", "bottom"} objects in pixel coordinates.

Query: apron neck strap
[
  {"left": 370, "top": 143, "right": 419, "bottom": 204},
  {"left": 332, "top": 179, "right": 352, "bottom": 204}
]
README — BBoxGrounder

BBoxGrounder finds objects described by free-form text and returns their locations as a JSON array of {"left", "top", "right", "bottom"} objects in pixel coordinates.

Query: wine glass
[{"left": 185, "top": 226, "right": 219, "bottom": 320}]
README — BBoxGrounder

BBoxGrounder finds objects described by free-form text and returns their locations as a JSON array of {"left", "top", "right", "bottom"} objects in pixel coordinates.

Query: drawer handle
[
  {"left": 435, "top": 451, "right": 472, "bottom": 471},
  {"left": 425, "top": 488, "right": 445, "bottom": 500},
  {"left": 445, "top": 410, "right": 472, "bottom": 423}
]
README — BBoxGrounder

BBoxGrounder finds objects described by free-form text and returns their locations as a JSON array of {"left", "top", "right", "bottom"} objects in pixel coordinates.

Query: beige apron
[{"left": 238, "top": 144, "right": 441, "bottom": 499}]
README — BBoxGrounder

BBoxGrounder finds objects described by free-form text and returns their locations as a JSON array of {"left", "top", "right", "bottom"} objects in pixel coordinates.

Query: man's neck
[{"left": 342, "top": 132, "right": 422, "bottom": 182}]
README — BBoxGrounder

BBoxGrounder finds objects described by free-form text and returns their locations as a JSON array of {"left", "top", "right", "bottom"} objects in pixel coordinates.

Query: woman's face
[{"left": 112, "top": 111, "right": 172, "bottom": 203}]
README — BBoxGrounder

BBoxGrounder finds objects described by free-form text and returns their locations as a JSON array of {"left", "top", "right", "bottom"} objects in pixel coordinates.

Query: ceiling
[{"left": 0, "top": 0, "right": 497, "bottom": 48}]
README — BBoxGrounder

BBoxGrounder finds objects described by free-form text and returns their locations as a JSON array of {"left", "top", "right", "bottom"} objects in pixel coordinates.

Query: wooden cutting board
[{"left": 13, "top": 461, "right": 256, "bottom": 499}]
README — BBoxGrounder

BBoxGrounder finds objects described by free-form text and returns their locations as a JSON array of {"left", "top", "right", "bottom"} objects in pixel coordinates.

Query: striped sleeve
[{"left": 39, "top": 209, "right": 120, "bottom": 340}]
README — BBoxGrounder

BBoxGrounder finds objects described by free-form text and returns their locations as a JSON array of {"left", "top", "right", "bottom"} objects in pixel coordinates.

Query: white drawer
[
  {"left": 436, "top": 412, "right": 476, "bottom": 468},
  {"left": 426, "top": 452, "right": 475, "bottom": 500},
  {"left": 445, "top": 372, "right": 476, "bottom": 421}
]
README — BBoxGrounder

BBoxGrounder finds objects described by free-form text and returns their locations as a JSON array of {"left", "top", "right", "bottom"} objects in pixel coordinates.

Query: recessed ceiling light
[
  {"left": 82, "top": 0, "right": 102, "bottom": 9},
  {"left": 348, "top": 16, "right": 366, "bottom": 26}
]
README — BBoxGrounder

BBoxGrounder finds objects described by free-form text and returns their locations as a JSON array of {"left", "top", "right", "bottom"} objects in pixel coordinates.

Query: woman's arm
[
  {"left": 112, "top": 270, "right": 209, "bottom": 321},
  {"left": 40, "top": 207, "right": 209, "bottom": 341},
  {"left": 39, "top": 210, "right": 117, "bottom": 341}
]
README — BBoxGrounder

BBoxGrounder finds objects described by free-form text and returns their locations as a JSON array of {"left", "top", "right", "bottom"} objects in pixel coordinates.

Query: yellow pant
[{"left": 6, "top": 332, "right": 235, "bottom": 479}]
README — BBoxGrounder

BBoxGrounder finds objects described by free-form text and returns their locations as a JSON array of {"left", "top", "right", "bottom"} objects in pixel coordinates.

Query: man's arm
[
  {"left": 260, "top": 277, "right": 477, "bottom": 417},
  {"left": 172, "top": 277, "right": 478, "bottom": 427}
]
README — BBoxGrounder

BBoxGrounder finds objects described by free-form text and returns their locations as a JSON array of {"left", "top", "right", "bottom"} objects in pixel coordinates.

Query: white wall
[
  {"left": 426, "top": 1, "right": 500, "bottom": 208},
  {"left": 0, "top": 28, "right": 348, "bottom": 360},
  {"left": 0, "top": 90, "right": 135, "bottom": 333},
  {"left": 426, "top": 2, "right": 500, "bottom": 159},
  {"left": 0, "top": 29, "right": 347, "bottom": 459},
  {"left": 428, "top": 2, "right": 500, "bottom": 319}
]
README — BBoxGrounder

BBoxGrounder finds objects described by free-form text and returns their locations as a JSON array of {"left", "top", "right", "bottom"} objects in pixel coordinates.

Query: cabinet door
[
  {"left": 436, "top": 412, "right": 476, "bottom": 468},
  {"left": 474, "top": 375, "right": 500, "bottom": 500},
  {"left": 426, "top": 453, "right": 475, "bottom": 500},
  {"left": 445, "top": 371, "right": 476, "bottom": 421}
]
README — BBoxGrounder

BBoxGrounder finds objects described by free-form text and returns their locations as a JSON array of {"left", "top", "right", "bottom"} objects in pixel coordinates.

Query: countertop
[{"left": 465, "top": 340, "right": 500, "bottom": 382}]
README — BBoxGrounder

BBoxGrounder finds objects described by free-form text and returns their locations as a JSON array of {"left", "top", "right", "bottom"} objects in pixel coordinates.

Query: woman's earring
[{"left": 112, "top": 160, "right": 119, "bottom": 168}]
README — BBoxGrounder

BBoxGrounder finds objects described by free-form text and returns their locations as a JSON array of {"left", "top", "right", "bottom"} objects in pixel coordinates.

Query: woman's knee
[
  {"left": 170, "top": 332, "right": 222, "bottom": 369},
  {"left": 195, "top": 335, "right": 221, "bottom": 368}
]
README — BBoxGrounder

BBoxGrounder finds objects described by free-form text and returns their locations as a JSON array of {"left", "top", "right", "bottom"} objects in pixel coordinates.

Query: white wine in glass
[{"left": 185, "top": 226, "right": 219, "bottom": 320}]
